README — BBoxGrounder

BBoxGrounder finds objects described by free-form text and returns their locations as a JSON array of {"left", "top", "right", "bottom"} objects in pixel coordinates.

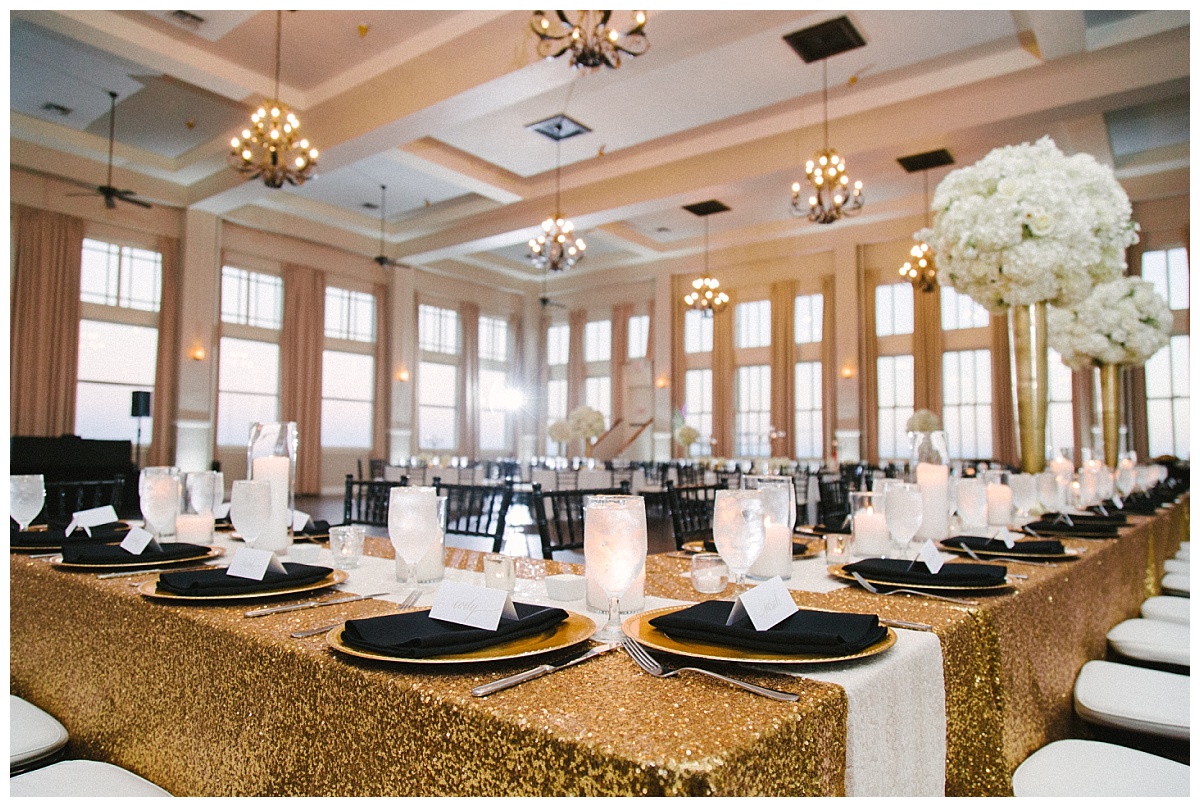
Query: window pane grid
[
  {"left": 324, "top": 287, "right": 376, "bottom": 342},
  {"left": 584, "top": 377, "right": 612, "bottom": 428},
  {"left": 684, "top": 309, "right": 713, "bottom": 353},
  {"left": 735, "top": 365, "right": 771, "bottom": 457},
  {"left": 628, "top": 315, "right": 650, "bottom": 359},
  {"left": 221, "top": 266, "right": 282, "bottom": 329},
  {"left": 479, "top": 316, "right": 509, "bottom": 362},
  {"left": 794, "top": 294, "right": 823, "bottom": 344},
  {"left": 546, "top": 324, "right": 570, "bottom": 366},
  {"left": 584, "top": 320, "right": 612, "bottom": 363},
  {"left": 1146, "top": 335, "right": 1190, "bottom": 459},
  {"left": 876, "top": 283, "right": 914, "bottom": 337},
  {"left": 942, "top": 349, "right": 992, "bottom": 459},
  {"left": 684, "top": 369, "right": 713, "bottom": 458},
  {"left": 80, "top": 238, "right": 161, "bottom": 312},
  {"left": 794, "top": 361, "right": 822, "bottom": 460},
  {"left": 940, "top": 286, "right": 989, "bottom": 331},
  {"left": 735, "top": 300, "right": 771, "bottom": 349},
  {"left": 216, "top": 337, "right": 280, "bottom": 446},
  {"left": 418, "top": 305, "right": 459, "bottom": 355},
  {"left": 418, "top": 361, "right": 457, "bottom": 450},
  {"left": 877, "top": 355, "right": 914, "bottom": 459}
]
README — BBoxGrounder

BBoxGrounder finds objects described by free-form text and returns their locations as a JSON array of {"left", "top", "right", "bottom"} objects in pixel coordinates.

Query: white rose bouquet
[
  {"left": 1047, "top": 277, "right": 1171, "bottom": 369},
  {"left": 926, "top": 136, "right": 1138, "bottom": 313},
  {"left": 567, "top": 406, "right": 606, "bottom": 441},
  {"left": 674, "top": 424, "right": 699, "bottom": 449},
  {"left": 906, "top": 409, "right": 942, "bottom": 433},
  {"left": 547, "top": 419, "right": 571, "bottom": 444}
]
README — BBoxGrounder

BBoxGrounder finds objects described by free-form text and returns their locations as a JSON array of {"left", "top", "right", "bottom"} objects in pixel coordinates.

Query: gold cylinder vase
[
  {"left": 1099, "top": 362, "right": 1121, "bottom": 468},
  {"left": 1008, "top": 302, "right": 1049, "bottom": 473}
]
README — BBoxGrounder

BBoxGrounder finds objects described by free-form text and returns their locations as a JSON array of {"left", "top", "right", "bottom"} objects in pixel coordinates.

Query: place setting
[{"left": 10, "top": 475, "right": 132, "bottom": 552}]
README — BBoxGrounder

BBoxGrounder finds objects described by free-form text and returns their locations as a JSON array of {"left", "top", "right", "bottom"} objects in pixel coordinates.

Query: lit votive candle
[
  {"left": 852, "top": 506, "right": 890, "bottom": 558},
  {"left": 175, "top": 512, "right": 214, "bottom": 545},
  {"left": 986, "top": 483, "right": 1013, "bottom": 526}
]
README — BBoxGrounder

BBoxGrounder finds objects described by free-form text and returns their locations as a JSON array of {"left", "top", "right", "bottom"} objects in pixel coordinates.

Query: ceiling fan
[
  {"left": 539, "top": 267, "right": 566, "bottom": 309},
  {"left": 372, "top": 184, "right": 400, "bottom": 268},
  {"left": 68, "top": 91, "right": 151, "bottom": 209}
]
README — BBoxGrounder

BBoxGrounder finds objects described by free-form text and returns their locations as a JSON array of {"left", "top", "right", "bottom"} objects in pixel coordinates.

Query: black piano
[{"left": 10, "top": 435, "right": 140, "bottom": 518}]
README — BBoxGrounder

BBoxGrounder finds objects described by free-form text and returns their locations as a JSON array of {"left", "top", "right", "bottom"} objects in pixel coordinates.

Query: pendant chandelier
[
  {"left": 530, "top": 10, "right": 649, "bottom": 71},
  {"left": 899, "top": 170, "right": 937, "bottom": 292},
  {"left": 528, "top": 142, "right": 586, "bottom": 273},
  {"left": 683, "top": 202, "right": 730, "bottom": 316},
  {"left": 790, "top": 59, "right": 862, "bottom": 224},
  {"left": 229, "top": 11, "right": 318, "bottom": 188}
]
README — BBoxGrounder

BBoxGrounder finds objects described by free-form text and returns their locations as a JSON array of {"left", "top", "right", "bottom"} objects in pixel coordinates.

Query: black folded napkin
[
  {"left": 297, "top": 519, "right": 332, "bottom": 538},
  {"left": 155, "top": 562, "right": 332, "bottom": 597},
  {"left": 702, "top": 538, "right": 810, "bottom": 557},
  {"left": 1023, "top": 518, "right": 1120, "bottom": 536},
  {"left": 648, "top": 600, "right": 888, "bottom": 656},
  {"left": 843, "top": 557, "right": 1008, "bottom": 588},
  {"left": 1045, "top": 510, "right": 1127, "bottom": 525},
  {"left": 943, "top": 534, "right": 1064, "bottom": 556},
  {"left": 1101, "top": 497, "right": 1161, "bottom": 514},
  {"left": 341, "top": 601, "right": 569, "bottom": 659},
  {"left": 11, "top": 520, "right": 129, "bottom": 548},
  {"left": 61, "top": 541, "right": 211, "bottom": 566}
]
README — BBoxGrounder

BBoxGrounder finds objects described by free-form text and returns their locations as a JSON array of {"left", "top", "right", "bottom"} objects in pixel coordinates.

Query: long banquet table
[{"left": 9, "top": 495, "right": 1187, "bottom": 796}]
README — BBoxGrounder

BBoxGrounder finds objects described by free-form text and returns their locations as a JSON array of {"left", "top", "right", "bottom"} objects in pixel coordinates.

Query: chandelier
[
  {"left": 683, "top": 204, "right": 730, "bottom": 316},
  {"left": 528, "top": 151, "right": 585, "bottom": 273},
  {"left": 229, "top": 11, "right": 318, "bottom": 188},
  {"left": 898, "top": 165, "right": 940, "bottom": 292},
  {"left": 530, "top": 10, "right": 649, "bottom": 71},
  {"left": 790, "top": 59, "right": 862, "bottom": 224}
]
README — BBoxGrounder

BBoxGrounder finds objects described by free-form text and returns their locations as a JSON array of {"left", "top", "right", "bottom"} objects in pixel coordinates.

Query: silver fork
[
  {"left": 958, "top": 544, "right": 1049, "bottom": 571},
  {"left": 850, "top": 571, "right": 979, "bottom": 606},
  {"left": 621, "top": 638, "right": 800, "bottom": 702},
  {"left": 290, "top": 589, "right": 420, "bottom": 638}
]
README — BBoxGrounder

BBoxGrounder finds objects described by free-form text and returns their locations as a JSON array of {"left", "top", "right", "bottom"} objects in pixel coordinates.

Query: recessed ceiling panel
[{"left": 287, "top": 152, "right": 473, "bottom": 219}]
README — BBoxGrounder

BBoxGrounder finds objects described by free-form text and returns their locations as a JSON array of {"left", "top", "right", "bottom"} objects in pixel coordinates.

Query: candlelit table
[{"left": 9, "top": 495, "right": 1186, "bottom": 796}]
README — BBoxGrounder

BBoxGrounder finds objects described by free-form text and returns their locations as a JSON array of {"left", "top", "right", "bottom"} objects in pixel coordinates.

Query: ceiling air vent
[
  {"left": 527, "top": 114, "right": 591, "bottom": 142},
  {"left": 897, "top": 149, "right": 955, "bottom": 173},
  {"left": 683, "top": 200, "right": 730, "bottom": 217},
  {"left": 783, "top": 16, "right": 866, "bottom": 63}
]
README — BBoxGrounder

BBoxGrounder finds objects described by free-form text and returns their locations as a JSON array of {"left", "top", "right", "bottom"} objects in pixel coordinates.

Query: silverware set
[
  {"left": 290, "top": 589, "right": 420, "bottom": 638},
  {"left": 956, "top": 544, "right": 1057, "bottom": 569},
  {"left": 622, "top": 637, "right": 800, "bottom": 702},
  {"left": 850, "top": 571, "right": 979, "bottom": 606}
]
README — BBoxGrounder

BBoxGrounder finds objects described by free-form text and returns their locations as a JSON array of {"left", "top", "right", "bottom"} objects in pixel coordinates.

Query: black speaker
[{"left": 131, "top": 391, "right": 151, "bottom": 418}]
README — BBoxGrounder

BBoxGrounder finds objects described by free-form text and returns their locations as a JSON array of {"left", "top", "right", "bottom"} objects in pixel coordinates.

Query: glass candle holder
[
  {"left": 248, "top": 422, "right": 297, "bottom": 553},
  {"left": 850, "top": 491, "right": 889, "bottom": 558}
]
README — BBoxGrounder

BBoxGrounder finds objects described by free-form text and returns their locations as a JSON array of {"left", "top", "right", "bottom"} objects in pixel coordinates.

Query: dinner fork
[
  {"left": 289, "top": 589, "right": 420, "bottom": 638},
  {"left": 957, "top": 544, "right": 1050, "bottom": 571},
  {"left": 621, "top": 638, "right": 800, "bottom": 702},
  {"left": 850, "top": 571, "right": 979, "bottom": 606}
]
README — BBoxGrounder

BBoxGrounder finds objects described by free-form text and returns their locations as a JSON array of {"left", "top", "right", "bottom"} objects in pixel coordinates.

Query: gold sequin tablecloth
[{"left": 9, "top": 494, "right": 1187, "bottom": 796}]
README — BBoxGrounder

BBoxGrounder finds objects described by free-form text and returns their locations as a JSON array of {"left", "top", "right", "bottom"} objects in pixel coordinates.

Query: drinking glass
[
  {"left": 389, "top": 487, "right": 441, "bottom": 588},
  {"left": 883, "top": 482, "right": 923, "bottom": 557},
  {"left": 10, "top": 474, "right": 45, "bottom": 531},
  {"left": 329, "top": 525, "right": 365, "bottom": 570},
  {"left": 712, "top": 489, "right": 765, "bottom": 587},
  {"left": 956, "top": 478, "right": 987, "bottom": 532},
  {"left": 743, "top": 476, "right": 797, "bottom": 531},
  {"left": 230, "top": 479, "right": 272, "bottom": 549},
  {"left": 690, "top": 553, "right": 728, "bottom": 594},
  {"left": 1135, "top": 466, "right": 1154, "bottom": 493},
  {"left": 1009, "top": 474, "right": 1037, "bottom": 520},
  {"left": 139, "top": 467, "right": 182, "bottom": 542},
  {"left": 584, "top": 494, "right": 647, "bottom": 642}
]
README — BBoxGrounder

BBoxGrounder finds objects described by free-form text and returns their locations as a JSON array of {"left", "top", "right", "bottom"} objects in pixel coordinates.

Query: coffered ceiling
[{"left": 9, "top": 9, "right": 1191, "bottom": 294}]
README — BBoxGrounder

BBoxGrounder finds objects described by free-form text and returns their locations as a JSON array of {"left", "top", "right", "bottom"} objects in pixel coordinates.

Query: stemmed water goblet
[
  {"left": 712, "top": 489, "right": 765, "bottom": 588},
  {"left": 883, "top": 482, "right": 923, "bottom": 558},
  {"left": 10, "top": 474, "right": 45, "bottom": 531},
  {"left": 139, "top": 467, "right": 182, "bottom": 542},
  {"left": 584, "top": 494, "right": 647, "bottom": 643},
  {"left": 389, "top": 487, "right": 441, "bottom": 589},
  {"left": 230, "top": 480, "right": 272, "bottom": 549}
]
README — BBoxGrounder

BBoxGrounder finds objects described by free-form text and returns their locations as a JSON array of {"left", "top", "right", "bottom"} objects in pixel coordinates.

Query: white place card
[
  {"left": 214, "top": 502, "right": 231, "bottom": 519},
  {"left": 918, "top": 540, "right": 945, "bottom": 574},
  {"left": 226, "top": 547, "right": 287, "bottom": 580},
  {"left": 429, "top": 580, "right": 517, "bottom": 631},
  {"left": 725, "top": 576, "right": 797, "bottom": 631},
  {"left": 119, "top": 526, "right": 159, "bottom": 556},
  {"left": 292, "top": 510, "right": 310, "bottom": 532},
  {"left": 65, "top": 505, "right": 119, "bottom": 537},
  {"left": 993, "top": 526, "right": 1016, "bottom": 549}
]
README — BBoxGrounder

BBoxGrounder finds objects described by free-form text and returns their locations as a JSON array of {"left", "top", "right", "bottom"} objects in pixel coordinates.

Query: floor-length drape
[
  {"left": 458, "top": 302, "right": 480, "bottom": 458},
  {"left": 147, "top": 235, "right": 181, "bottom": 466},
  {"left": 989, "top": 314, "right": 1018, "bottom": 467},
  {"left": 611, "top": 303, "right": 632, "bottom": 425},
  {"left": 711, "top": 291, "right": 735, "bottom": 457},
  {"left": 769, "top": 280, "right": 796, "bottom": 458},
  {"left": 670, "top": 286, "right": 686, "bottom": 458},
  {"left": 913, "top": 286, "right": 942, "bottom": 414},
  {"left": 820, "top": 275, "right": 837, "bottom": 463},
  {"left": 567, "top": 308, "right": 587, "bottom": 454},
  {"left": 280, "top": 264, "right": 324, "bottom": 495},
  {"left": 859, "top": 269, "right": 880, "bottom": 464},
  {"left": 372, "top": 282, "right": 391, "bottom": 461},
  {"left": 10, "top": 205, "right": 85, "bottom": 436}
]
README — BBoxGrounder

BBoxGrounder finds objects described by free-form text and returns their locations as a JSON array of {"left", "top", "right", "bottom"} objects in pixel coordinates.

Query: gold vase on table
[
  {"left": 1008, "top": 302, "right": 1049, "bottom": 473},
  {"left": 1098, "top": 362, "right": 1120, "bottom": 468}
]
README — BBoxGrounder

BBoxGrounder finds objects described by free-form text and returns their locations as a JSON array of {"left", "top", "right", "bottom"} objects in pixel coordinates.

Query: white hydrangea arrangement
[
  {"left": 674, "top": 424, "right": 699, "bottom": 448},
  {"left": 925, "top": 136, "right": 1138, "bottom": 313},
  {"left": 906, "top": 409, "right": 942, "bottom": 433},
  {"left": 547, "top": 419, "right": 571, "bottom": 444},
  {"left": 1047, "top": 277, "right": 1171, "bottom": 369},
  {"left": 567, "top": 405, "right": 606, "bottom": 441}
]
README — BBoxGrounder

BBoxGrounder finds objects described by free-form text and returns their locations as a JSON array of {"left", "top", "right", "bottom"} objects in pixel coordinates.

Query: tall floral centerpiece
[
  {"left": 1048, "top": 277, "right": 1170, "bottom": 467},
  {"left": 567, "top": 405, "right": 606, "bottom": 457},
  {"left": 674, "top": 424, "right": 699, "bottom": 454},
  {"left": 547, "top": 419, "right": 571, "bottom": 456},
  {"left": 906, "top": 409, "right": 948, "bottom": 465},
  {"left": 925, "top": 137, "right": 1138, "bottom": 472}
]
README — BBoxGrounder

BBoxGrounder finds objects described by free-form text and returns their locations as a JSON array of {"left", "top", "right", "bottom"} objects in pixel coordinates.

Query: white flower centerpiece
[
  {"left": 674, "top": 424, "right": 699, "bottom": 451},
  {"left": 906, "top": 409, "right": 948, "bottom": 465},
  {"left": 926, "top": 136, "right": 1139, "bottom": 472},
  {"left": 567, "top": 405, "right": 606, "bottom": 457},
  {"left": 1048, "top": 276, "right": 1170, "bottom": 465},
  {"left": 547, "top": 419, "right": 571, "bottom": 455}
]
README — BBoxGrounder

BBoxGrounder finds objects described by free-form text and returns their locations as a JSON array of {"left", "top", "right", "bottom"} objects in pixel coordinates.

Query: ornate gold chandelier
[
  {"left": 229, "top": 11, "right": 318, "bottom": 188},
  {"left": 530, "top": 10, "right": 649, "bottom": 71},
  {"left": 528, "top": 157, "right": 585, "bottom": 273},
  {"left": 790, "top": 59, "right": 862, "bottom": 224},
  {"left": 898, "top": 164, "right": 940, "bottom": 292},
  {"left": 683, "top": 203, "right": 730, "bottom": 316}
]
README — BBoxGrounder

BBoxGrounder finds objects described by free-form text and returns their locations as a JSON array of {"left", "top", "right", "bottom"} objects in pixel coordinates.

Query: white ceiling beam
[{"left": 1011, "top": 11, "right": 1087, "bottom": 61}]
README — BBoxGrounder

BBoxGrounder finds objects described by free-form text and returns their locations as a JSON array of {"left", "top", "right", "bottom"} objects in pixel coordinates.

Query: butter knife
[
  {"left": 243, "top": 592, "right": 390, "bottom": 618},
  {"left": 472, "top": 643, "right": 619, "bottom": 697}
]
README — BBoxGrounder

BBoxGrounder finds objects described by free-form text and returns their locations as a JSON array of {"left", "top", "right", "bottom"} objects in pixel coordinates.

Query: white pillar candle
[
  {"left": 914, "top": 462, "right": 949, "bottom": 541},
  {"left": 251, "top": 455, "right": 292, "bottom": 553},
  {"left": 749, "top": 522, "right": 794, "bottom": 580},
  {"left": 852, "top": 507, "right": 890, "bottom": 557},
  {"left": 1049, "top": 454, "right": 1074, "bottom": 485},
  {"left": 1079, "top": 468, "right": 1099, "bottom": 507},
  {"left": 175, "top": 512, "right": 214, "bottom": 545},
  {"left": 986, "top": 483, "right": 1013, "bottom": 526}
]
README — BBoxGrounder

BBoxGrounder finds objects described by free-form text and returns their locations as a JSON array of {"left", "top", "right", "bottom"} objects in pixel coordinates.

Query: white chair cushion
[
  {"left": 1012, "top": 739, "right": 1190, "bottom": 797},
  {"left": 9, "top": 760, "right": 171, "bottom": 797},
  {"left": 1075, "top": 660, "right": 1189, "bottom": 740},
  {"left": 1142, "top": 595, "right": 1190, "bottom": 625},
  {"left": 1164, "top": 558, "right": 1190, "bottom": 574},
  {"left": 1161, "top": 572, "right": 1190, "bottom": 596},
  {"left": 9, "top": 695, "right": 68, "bottom": 768},
  {"left": 1106, "top": 619, "right": 1190, "bottom": 667}
]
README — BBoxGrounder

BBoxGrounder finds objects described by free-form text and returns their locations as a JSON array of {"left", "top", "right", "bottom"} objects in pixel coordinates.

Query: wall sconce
[
  {"left": 655, "top": 375, "right": 670, "bottom": 389},
  {"left": 840, "top": 363, "right": 856, "bottom": 379},
  {"left": 395, "top": 367, "right": 410, "bottom": 382},
  {"left": 189, "top": 343, "right": 207, "bottom": 361}
]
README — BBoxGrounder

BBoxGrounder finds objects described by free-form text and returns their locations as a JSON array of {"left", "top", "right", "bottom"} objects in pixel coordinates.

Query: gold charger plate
[
  {"left": 51, "top": 546, "right": 225, "bottom": 570},
  {"left": 11, "top": 522, "right": 132, "bottom": 552},
  {"left": 136, "top": 568, "right": 348, "bottom": 601},
  {"left": 623, "top": 606, "right": 897, "bottom": 665},
  {"left": 229, "top": 530, "right": 327, "bottom": 543},
  {"left": 828, "top": 563, "right": 1012, "bottom": 592},
  {"left": 937, "top": 541, "right": 1079, "bottom": 561},
  {"left": 325, "top": 610, "right": 594, "bottom": 665},
  {"left": 680, "top": 538, "right": 817, "bottom": 558}
]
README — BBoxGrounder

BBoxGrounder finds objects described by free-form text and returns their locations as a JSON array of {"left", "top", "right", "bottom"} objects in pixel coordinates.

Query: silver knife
[
  {"left": 471, "top": 643, "right": 620, "bottom": 697},
  {"left": 243, "top": 592, "right": 391, "bottom": 618},
  {"left": 97, "top": 561, "right": 222, "bottom": 579}
]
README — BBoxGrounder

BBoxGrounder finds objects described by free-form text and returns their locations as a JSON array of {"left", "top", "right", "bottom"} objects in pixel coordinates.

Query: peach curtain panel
[
  {"left": 10, "top": 205, "right": 85, "bottom": 436},
  {"left": 912, "top": 287, "right": 942, "bottom": 414},
  {"left": 711, "top": 290, "right": 735, "bottom": 456},
  {"left": 989, "top": 314, "right": 1018, "bottom": 467},
  {"left": 280, "top": 264, "right": 324, "bottom": 495},
  {"left": 859, "top": 269, "right": 880, "bottom": 464},
  {"left": 147, "top": 236, "right": 181, "bottom": 466},
  {"left": 669, "top": 286, "right": 686, "bottom": 458},
  {"left": 566, "top": 309, "right": 587, "bottom": 455},
  {"left": 372, "top": 283, "right": 391, "bottom": 461},
  {"left": 769, "top": 280, "right": 796, "bottom": 458},
  {"left": 458, "top": 302, "right": 480, "bottom": 457},
  {"left": 820, "top": 275, "right": 836, "bottom": 462},
  {"left": 611, "top": 303, "right": 632, "bottom": 424}
]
